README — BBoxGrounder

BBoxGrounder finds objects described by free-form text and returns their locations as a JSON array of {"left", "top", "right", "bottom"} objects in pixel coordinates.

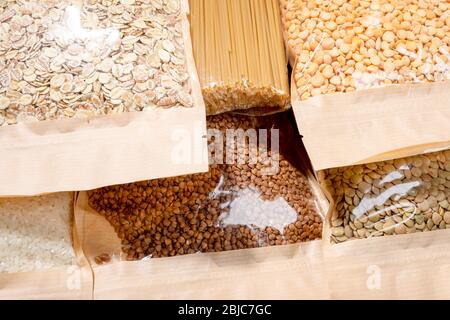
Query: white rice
[{"left": 0, "top": 193, "right": 75, "bottom": 273}]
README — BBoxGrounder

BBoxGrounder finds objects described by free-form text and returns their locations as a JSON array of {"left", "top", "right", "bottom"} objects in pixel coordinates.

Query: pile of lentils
[{"left": 320, "top": 150, "right": 450, "bottom": 243}]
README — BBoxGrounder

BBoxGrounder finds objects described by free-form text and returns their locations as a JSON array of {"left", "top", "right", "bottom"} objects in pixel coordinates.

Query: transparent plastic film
[
  {"left": 319, "top": 149, "right": 450, "bottom": 244},
  {"left": 86, "top": 113, "right": 324, "bottom": 263},
  {"left": 0, "top": 0, "right": 193, "bottom": 126},
  {"left": 189, "top": 0, "right": 290, "bottom": 115},
  {"left": 280, "top": 0, "right": 450, "bottom": 101},
  {"left": 0, "top": 193, "right": 76, "bottom": 273}
]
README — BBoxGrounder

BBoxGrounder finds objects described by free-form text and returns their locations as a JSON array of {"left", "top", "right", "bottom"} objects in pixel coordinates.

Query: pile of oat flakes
[{"left": 0, "top": 0, "right": 192, "bottom": 126}]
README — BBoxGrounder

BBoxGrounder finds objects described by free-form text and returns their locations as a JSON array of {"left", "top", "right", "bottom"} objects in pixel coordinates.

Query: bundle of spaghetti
[{"left": 189, "top": 0, "right": 290, "bottom": 115}]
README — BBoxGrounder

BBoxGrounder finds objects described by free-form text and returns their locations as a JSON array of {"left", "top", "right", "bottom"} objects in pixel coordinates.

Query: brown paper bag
[
  {"left": 322, "top": 188, "right": 450, "bottom": 299},
  {"left": 279, "top": 0, "right": 450, "bottom": 171},
  {"left": 317, "top": 147, "right": 450, "bottom": 300},
  {"left": 73, "top": 111, "right": 332, "bottom": 299},
  {"left": 76, "top": 185, "right": 450, "bottom": 299},
  {"left": 323, "top": 230, "right": 450, "bottom": 300},
  {"left": 0, "top": 193, "right": 93, "bottom": 300},
  {"left": 74, "top": 191, "right": 330, "bottom": 300},
  {"left": 0, "top": 0, "right": 207, "bottom": 196}
]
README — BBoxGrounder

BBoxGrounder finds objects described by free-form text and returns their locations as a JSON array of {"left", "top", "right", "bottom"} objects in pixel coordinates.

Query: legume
[
  {"left": 280, "top": 0, "right": 450, "bottom": 101},
  {"left": 320, "top": 150, "right": 450, "bottom": 243}
]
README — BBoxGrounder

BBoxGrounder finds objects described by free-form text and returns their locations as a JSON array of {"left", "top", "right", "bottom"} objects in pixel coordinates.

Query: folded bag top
[{"left": 0, "top": 0, "right": 207, "bottom": 196}]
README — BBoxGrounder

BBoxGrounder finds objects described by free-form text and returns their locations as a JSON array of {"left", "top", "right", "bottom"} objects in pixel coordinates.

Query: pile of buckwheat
[{"left": 88, "top": 114, "right": 322, "bottom": 260}]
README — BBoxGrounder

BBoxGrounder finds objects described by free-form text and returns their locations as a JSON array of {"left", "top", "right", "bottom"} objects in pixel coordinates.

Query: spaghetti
[{"left": 189, "top": 0, "right": 290, "bottom": 115}]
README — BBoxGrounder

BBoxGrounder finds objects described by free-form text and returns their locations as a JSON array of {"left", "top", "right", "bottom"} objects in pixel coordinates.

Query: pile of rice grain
[{"left": 0, "top": 193, "right": 75, "bottom": 273}]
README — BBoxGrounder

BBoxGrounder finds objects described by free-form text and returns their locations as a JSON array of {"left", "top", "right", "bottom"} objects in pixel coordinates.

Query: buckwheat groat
[
  {"left": 88, "top": 114, "right": 322, "bottom": 260},
  {"left": 0, "top": 0, "right": 192, "bottom": 126}
]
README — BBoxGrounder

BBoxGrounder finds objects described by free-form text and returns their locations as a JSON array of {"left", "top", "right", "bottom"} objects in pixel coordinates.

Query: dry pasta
[{"left": 189, "top": 0, "right": 290, "bottom": 115}]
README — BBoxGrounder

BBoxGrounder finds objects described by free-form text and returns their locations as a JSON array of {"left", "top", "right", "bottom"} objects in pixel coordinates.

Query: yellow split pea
[{"left": 282, "top": 0, "right": 450, "bottom": 100}]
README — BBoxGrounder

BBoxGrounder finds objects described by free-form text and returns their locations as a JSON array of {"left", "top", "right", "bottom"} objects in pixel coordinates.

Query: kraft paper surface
[{"left": 291, "top": 80, "right": 450, "bottom": 170}]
